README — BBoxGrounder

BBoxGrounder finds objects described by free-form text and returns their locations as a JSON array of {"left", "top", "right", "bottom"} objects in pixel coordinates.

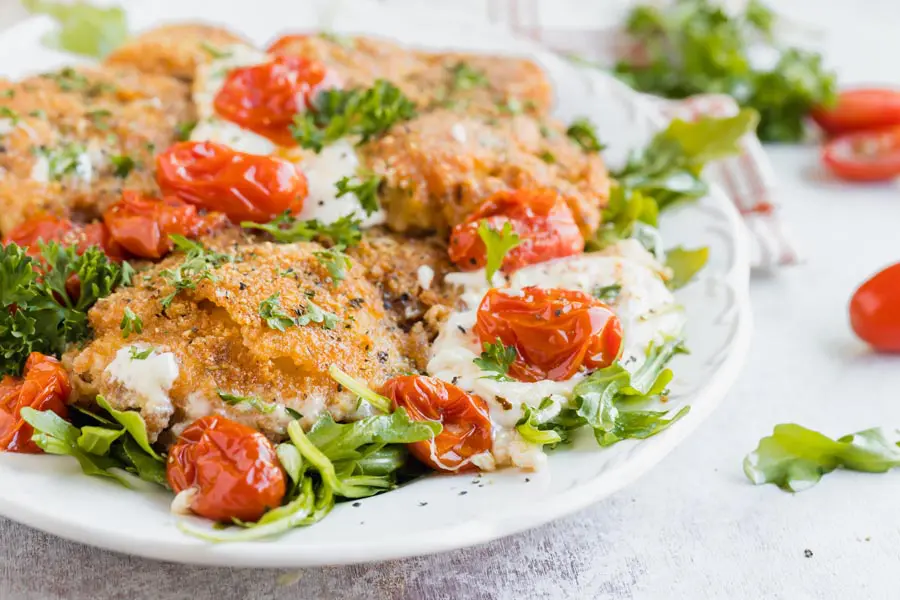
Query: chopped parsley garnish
[
  {"left": 290, "top": 80, "right": 416, "bottom": 152},
  {"left": 32, "top": 142, "right": 86, "bottom": 181},
  {"left": 335, "top": 173, "right": 381, "bottom": 216},
  {"left": 23, "top": 0, "right": 128, "bottom": 58},
  {"left": 566, "top": 118, "right": 604, "bottom": 153},
  {"left": 448, "top": 62, "right": 489, "bottom": 91},
  {"left": 0, "top": 242, "right": 126, "bottom": 376},
  {"left": 473, "top": 339, "right": 517, "bottom": 382},
  {"left": 258, "top": 293, "right": 296, "bottom": 332},
  {"left": 592, "top": 284, "right": 622, "bottom": 304},
  {"left": 477, "top": 219, "right": 521, "bottom": 283},
  {"left": 242, "top": 212, "right": 362, "bottom": 247},
  {"left": 86, "top": 108, "right": 111, "bottom": 128},
  {"left": 29, "top": 109, "right": 47, "bottom": 120},
  {"left": 0, "top": 90, "right": 14, "bottom": 99},
  {"left": 200, "top": 41, "right": 232, "bottom": 59},
  {"left": 0, "top": 107, "right": 20, "bottom": 123},
  {"left": 119, "top": 307, "right": 142, "bottom": 339},
  {"left": 498, "top": 97, "right": 523, "bottom": 115},
  {"left": 217, "top": 390, "right": 277, "bottom": 414},
  {"left": 128, "top": 346, "right": 153, "bottom": 360},
  {"left": 296, "top": 300, "right": 339, "bottom": 329},
  {"left": 159, "top": 236, "right": 234, "bottom": 309},
  {"left": 313, "top": 245, "right": 352, "bottom": 285},
  {"left": 41, "top": 67, "right": 89, "bottom": 92},
  {"left": 174, "top": 120, "right": 197, "bottom": 141},
  {"left": 109, "top": 154, "right": 135, "bottom": 178},
  {"left": 538, "top": 150, "right": 556, "bottom": 164},
  {"left": 665, "top": 246, "right": 709, "bottom": 289}
]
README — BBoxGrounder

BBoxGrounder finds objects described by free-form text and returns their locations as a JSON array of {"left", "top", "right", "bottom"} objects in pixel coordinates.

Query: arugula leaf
[
  {"left": 592, "top": 284, "right": 622, "bottom": 304},
  {"left": 614, "top": 0, "right": 834, "bottom": 142},
  {"left": 477, "top": 220, "right": 520, "bottom": 283},
  {"left": 587, "top": 185, "right": 659, "bottom": 251},
  {"left": 95, "top": 395, "right": 162, "bottom": 461},
  {"left": 119, "top": 307, "right": 142, "bottom": 339},
  {"left": 77, "top": 425, "right": 125, "bottom": 455},
  {"left": 572, "top": 339, "right": 688, "bottom": 447},
  {"left": 335, "top": 173, "right": 381, "bottom": 216},
  {"left": 516, "top": 403, "right": 564, "bottom": 446},
  {"left": 665, "top": 246, "right": 709, "bottom": 289},
  {"left": 290, "top": 80, "right": 416, "bottom": 152},
  {"left": 566, "top": 118, "right": 605, "bottom": 153},
  {"left": 115, "top": 436, "right": 168, "bottom": 486},
  {"left": 473, "top": 339, "right": 517, "bottom": 382},
  {"left": 159, "top": 236, "right": 234, "bottom": 309},
  {"left": 258, "top": 293, "right": 296, "bottom": 332},
  {"left": 276, "top": 443, "right": 304, "bottom": 486},
  {"left": 327, "top": 365, "right": 392, "bottom": 413},
  {"left": 23, "top": 0, "right": 128, "bottom": 59},
  {"left": 313, "top": 245, "right": 352, "bottom": 285},
  {"left": 745, "top": 425, "right": 900, "bottom": 492},
  {"left": 217, "top": 390, "right": 277, "bottom": 414},
  {"left": 242, "top": 212, "right": 362, "bottom": 247}
]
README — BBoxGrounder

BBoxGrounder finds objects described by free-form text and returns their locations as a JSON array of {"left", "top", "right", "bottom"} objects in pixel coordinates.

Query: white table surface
[{"left": 2, "top": 2, "right": 900, "bottom": 599}]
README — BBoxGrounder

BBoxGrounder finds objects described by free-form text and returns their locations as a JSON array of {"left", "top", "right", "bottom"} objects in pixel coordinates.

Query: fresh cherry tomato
[
  {"left": 213, "top": 55, "right": 332, "bottom": 146},
  {"left": 822, "top": 126, "right": 900, "bottom": 182},
  {"left": 0, "top": 353, "right": 71, "bottom": 454},
  {"left": 156, "top": 141, "right": 308, "bottom": 223},
  {"left": 812, "top": 89, "right": 900, "bottom": 136},
  {"left": 2, "top": 214, "right": 125, "bottom": 261},
  {"left": 166, "top": 415, "right": 286, "bottom": 522},
  {"left": 381, "top": 376, "right": 492, "bottom": 472},
  {"left": 448, "top": 188, "right": 584, "bottom": 273},
  {"left": 474, "top": 287, "right": 623, "bottom": 382},
  {"left": 103, "top": 191, "right": 228, "bottom": 259},
  {"left": 850, "top": 263, "right": 900, "bottom": 352}
]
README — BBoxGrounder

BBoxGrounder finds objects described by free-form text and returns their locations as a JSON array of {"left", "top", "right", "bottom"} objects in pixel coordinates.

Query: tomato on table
[
  {"left": 103, "top": 191, "right": 228, "bottom": 259},
  {"left": 0, "top": 353, "right": 71, "bottom": 454},
  {"left": 167, "top": 415, "right": 286, "bottom": 522},
  {"left": 381, "top": 376, "right": 492, "bottom": 472},
  {"left": 812, "top": 89, "right": 900, "bottom": 136},
  {"left": 850, "top": 263, "right": 900, "bottom": 352},
  {"left": 448, "top": 188, "right": 584, "bottom": 273},
  {"left": 474, "top": 287, "right": 623, "bottom": 382},
  {"left": 821, "top": 126, "right": 900, "bottom": 182},
  {"left": 214, "top": 55, "right": 334, "bottom": 146},
  {"left": 156, "top": 141, "right": 308, "bottom": 223}
]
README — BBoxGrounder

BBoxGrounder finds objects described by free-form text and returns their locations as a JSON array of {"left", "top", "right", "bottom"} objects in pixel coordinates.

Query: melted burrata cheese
[
  {"left": 427, "top": 240, "right": 685, "bottom": 469},
  {"left": 105, "top": 345, "right": 180, "bottom": 420}
]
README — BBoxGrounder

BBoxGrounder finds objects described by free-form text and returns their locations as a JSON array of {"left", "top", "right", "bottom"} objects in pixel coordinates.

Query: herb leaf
[
  {"left": 313, "top": 245, "right": 352, "bottom": 285},
  {"left": 566, "top": 118, "right": 605, "bottom": 153},
  {"left": 744, "top": 425, "right": 900, "bottom": 492},
  {"left": 23, "top": 0, "right": 128, "bottom": 59},
  {"left": 473, "top": 339, "right": 517, "bottom": 382},
  {"left": 665, "top": 246, "right": 709, "bottom": 289},
  {"left": 110, "top": 154, "right": 135, "bottom": 178},
  {"left": 477, "top": 220, "right": 521, "bottom": 283},
  {"left": 159, "top": 236, "right": 233, "bottom": 309},
  {"left": 258, "top": 293, "right": 296, "bottom": 331},
  {"left": 335, "top": 173, "right": 381, "bottom": 216},
  {"left": 592, "top": 284, "right": 622, "bottom": 304},
  {"left": 217, "top": 390, "right": 278, "bottom": 414},
  {"left": 242, "top": 212, "right": 362, "bottom": 247},
  {"left": 119, "top": 307, "right": 142, "bottom": 339},
  {"left": 296, "top": 301, "right": 339, "bottom": 329}
]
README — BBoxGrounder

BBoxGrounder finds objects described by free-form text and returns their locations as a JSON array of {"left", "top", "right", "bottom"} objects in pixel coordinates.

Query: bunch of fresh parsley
[
  {"left": 1, "top": 242, "right": 127, "bottom": 377},
  {"left": 614, "top": 0, "right": 836, "bottom": 142}
]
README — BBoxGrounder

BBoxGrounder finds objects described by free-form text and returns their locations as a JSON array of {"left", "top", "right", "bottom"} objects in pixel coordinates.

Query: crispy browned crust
[
  {"left": 104, "top": 24, "right": 249, "bottom": 81},
  {"left": 360, "top": 110, "right": 609, "bottom": 237},
  {"left": 65, "top": 234, "right": 413, "bottom": 442},
  {"left": 0, "top": 66, "right": 191, "bottom": 234}
]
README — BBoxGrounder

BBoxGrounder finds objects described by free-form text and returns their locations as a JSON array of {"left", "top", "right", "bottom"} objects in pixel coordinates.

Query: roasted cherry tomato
[
  {"left": 474, "top": 287, "right": 623, "bottom": 382},
  {"left": 213, "top": 55, "right": 332, "bottom": 146},
  {"left": 156, "top": 141, "right": 308, "bottom": 223},
  {"left": 2, "top": 213, "right": 125, "bottom": 261},
  {"left": 822, "top": 126, "right": 900, "bottom": 182},
  {"left": 0, "top": 353, "right": 71, "bottom": 454},
  {"left": 850, "top": 263, "right": 900, "bottom": 352},
  {"left": 103, "top": 191, "right": 228, "bottom": 259},
  {"left": 448, "top": 188, "right": 584, "bottom": 273},
  {"left": 381, "top": 376, "right": 492, "bottom": 472},
  {"left": 812, "top": 89, "right": 900, "bottom": 136},
  {"left": 167, "top": 415, "right": 286, "bottom": 522}
]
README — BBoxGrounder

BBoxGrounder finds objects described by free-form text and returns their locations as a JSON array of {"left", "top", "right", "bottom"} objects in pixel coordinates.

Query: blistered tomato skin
[
  {"left": 103, "top": 191, "right": 228, "bottom": 259},
  {"left": 3, "top": 213, "right": 125, "bottom": 261},
  {"left": 850, "top": 263, "right": 900, "bottom": 352},
  {"left": 474, "top": 287, "right": 624, "bottom": 382},
  {"left": 448, "top": 188, "right": 584, "bottom": 273},
  {"left": 213, "top": 55, "right": 331, "bottom": 146},
  {"left": 156, "top": 141, "right": 308, "bottom": 223},
  {"left": 0, "top": 353, "right": 71, "bottom": 454},
  {"left": 381, "top": 376, "right": 492, "bottom": 473},
  {"left": 166, "top": 415, "right": 286, "bottom": 523}
]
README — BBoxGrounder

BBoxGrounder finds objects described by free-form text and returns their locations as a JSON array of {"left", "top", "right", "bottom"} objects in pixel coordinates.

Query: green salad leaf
[
  {"left": 327, "top": 365, "right": 392, "bottom": 413},
  {"left": 744, "top": 425, "right": 900, "bottom": 492},
  {"left": 95, "top": 395, "right": 162, "bottom": 461},
  {"left": 23, "top": 0, "right": 128, "bottom": 59},
  {"left": 0, "top": 242, "right": 126, "bottom": 377},
  {"left": 217, "top": 390, "right": 278, "bottom": 414},
  {"left": 665, "top": 246, "right": 709, "bottom": 289},
  {"left": 566, "top": 118, "right": 605, "bottom": 153},
  {"left": 242, "top": 212, "right": 363, "bottom": 247},
  {"left": 76, "top": 426, "right": 125, "bottom": 455},
  {"left": 613, "top": 0, "right": 835, "bottom": 142}
]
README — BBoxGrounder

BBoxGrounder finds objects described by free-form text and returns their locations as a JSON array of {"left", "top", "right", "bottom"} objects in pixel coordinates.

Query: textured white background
[{"left": 2, "top": 1, "right": 900, "bottom": 599}]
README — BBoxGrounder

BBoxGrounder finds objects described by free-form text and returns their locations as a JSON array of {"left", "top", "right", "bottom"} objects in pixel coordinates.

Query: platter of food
[{"left": 0, "top": 0, "right": 751, "bottom": 566}]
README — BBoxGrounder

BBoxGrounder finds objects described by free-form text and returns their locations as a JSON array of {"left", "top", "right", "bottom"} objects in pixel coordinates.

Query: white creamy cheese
[
  {"left": 105, "top": 345, "right": 180, "bottom": 418},
  {"left": 29, "top": 155, "right": 49, "bottom": 184},
  {"left": 417, "top": 265, "right": 435, "bottom": 290},
  {"left": 427, "top": 240, "right": 685, "bottom": 470}
]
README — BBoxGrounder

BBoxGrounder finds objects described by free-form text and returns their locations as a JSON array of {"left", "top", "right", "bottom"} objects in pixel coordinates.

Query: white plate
[{"left": 0, "top": 0, "right": 752, "bottom": 567}]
